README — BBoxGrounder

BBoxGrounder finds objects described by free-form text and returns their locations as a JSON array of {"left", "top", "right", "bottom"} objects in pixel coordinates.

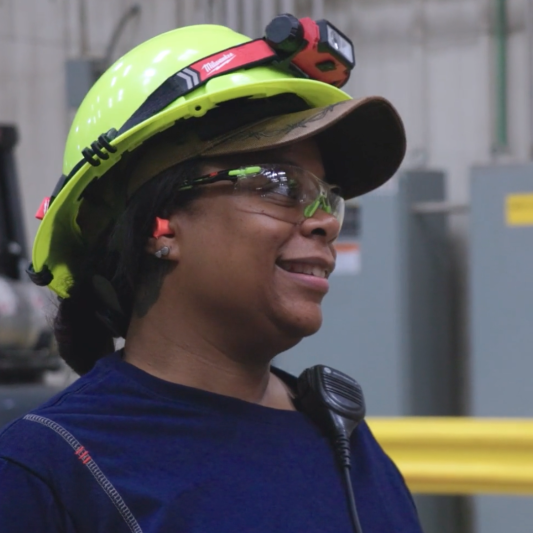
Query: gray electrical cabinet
[
  {"left": 276, "top": 169, "right": 462, "bottom": 533},
  {"left": 470, "top": 164, "right": 533, "bottom": 533}
]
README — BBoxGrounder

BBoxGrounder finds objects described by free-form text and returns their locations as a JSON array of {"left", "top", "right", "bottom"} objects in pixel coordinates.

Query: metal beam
[{"left": 368, "top": 417, "right": 533, "bottom": 495}]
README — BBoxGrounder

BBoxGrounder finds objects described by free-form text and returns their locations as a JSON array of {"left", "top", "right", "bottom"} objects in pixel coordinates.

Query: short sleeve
[{"left": 0, "top": 458, "right": 76, "bottom": 533}]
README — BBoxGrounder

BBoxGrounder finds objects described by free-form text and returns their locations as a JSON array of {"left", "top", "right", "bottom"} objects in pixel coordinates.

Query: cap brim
[{"left": 200, "top": 97, "right": 406, "bottom": 199}]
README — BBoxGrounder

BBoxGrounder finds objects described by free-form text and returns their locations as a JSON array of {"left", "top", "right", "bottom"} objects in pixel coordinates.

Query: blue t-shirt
[{"left": 0, "top": 352, "right": 422, "bottom": 532}]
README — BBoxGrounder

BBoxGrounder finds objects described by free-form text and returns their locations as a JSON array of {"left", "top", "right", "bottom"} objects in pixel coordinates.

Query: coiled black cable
[
  {"left": 342, "top": 466, "right": 363, "bottom": 533},
  {"left": 334, "top": 435, "right": 363, "bottom": 533}
]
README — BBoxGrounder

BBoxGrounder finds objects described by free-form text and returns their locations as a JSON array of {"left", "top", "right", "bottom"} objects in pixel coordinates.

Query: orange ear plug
[{"left": 153, "top": 217, "right": 171, "bottom": 238}]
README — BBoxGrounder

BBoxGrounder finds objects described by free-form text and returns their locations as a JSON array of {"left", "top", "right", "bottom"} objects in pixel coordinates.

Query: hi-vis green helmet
[{"left": 29, "top": 20, "right": 405, "bottom": 298}]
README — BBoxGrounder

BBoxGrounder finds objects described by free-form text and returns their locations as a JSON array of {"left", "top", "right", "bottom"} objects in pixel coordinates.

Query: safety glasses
[{"left": 178, "top": 164, "right": 345, "bottom": 226}]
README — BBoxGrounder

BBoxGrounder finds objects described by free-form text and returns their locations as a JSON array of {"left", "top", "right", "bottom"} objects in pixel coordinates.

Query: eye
[
  {"left": 263, "top": 177, "right": 300, "bottom": 198},
  {"left": 256, "top": 177, "right": 301, "bottom": 209},
  {"left": 234, "top": 167, "right": 305, "bottom": 207}
]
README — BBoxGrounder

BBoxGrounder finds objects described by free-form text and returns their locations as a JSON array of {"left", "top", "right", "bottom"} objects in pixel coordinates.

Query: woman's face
[{"left": 162, "top": 138, "right": 340, "bottom": 357}]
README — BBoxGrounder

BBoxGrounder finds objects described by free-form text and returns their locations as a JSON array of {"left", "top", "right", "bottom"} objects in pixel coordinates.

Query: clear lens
[
  {"left": 326, "top": 24, "right": 354, "bottom": 66},
  {"left": 232, "top": 164, "right": 345, "bottom": 225}
]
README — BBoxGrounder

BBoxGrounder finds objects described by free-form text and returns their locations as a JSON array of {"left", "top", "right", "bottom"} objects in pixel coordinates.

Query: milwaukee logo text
[{"left": 201, "top": 53, "right": 236, "bottom": 74}]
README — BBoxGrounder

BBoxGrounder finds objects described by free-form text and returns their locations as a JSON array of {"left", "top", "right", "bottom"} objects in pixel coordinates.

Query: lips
[
  {"left": 276, "top": 258, "right": 334, "bottom": 279},
  {"left": 277, "top": 261, "right": 328, "bottom": 279}
]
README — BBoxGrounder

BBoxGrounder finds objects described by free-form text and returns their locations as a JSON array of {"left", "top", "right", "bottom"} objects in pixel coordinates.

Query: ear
[{"left": 145, "top": 217, "right": 180, "bottom": 261}]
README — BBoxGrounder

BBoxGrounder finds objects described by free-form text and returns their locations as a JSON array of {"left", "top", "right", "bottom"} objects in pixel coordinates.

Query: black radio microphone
[{"left": 297, "top": 365, "right": 366, "bottom": 533}]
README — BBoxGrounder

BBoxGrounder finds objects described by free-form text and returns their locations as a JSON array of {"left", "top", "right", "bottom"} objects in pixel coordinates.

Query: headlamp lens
[{"left": 326, "top": 24, "right": 354, "bottom": 66}]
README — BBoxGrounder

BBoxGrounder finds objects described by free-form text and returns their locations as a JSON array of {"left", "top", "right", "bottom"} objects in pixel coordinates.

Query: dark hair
[{"left": 54, "top": 160, "right": 201, "bottom": 375}]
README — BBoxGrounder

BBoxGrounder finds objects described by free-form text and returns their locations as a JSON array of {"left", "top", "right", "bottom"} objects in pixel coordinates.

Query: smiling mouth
[{"left": 276, "top": 261, "right": 330, "bottom": 279}]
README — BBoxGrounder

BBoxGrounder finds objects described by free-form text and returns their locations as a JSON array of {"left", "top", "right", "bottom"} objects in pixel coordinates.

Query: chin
[{"left": 276, "top": 305, "right": 323, "bottom": 340}]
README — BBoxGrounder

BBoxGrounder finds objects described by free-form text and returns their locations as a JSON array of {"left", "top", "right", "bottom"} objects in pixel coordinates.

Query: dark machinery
[{"left": 0, "top": 125, "right": 61, "bottom": 382}]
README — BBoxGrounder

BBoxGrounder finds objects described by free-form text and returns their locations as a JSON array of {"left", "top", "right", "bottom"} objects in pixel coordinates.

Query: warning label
[
  {"left": 506, "top": 193, "right": 533, "bottom": 226},
  {"left": 334, "top": 242, "right": 361, "bottom": 275}
]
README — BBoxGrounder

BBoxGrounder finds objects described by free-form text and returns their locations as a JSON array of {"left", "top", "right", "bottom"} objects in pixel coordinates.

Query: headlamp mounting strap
[{"left": 119, "top": 39, "right": 278, "bottom": 135}]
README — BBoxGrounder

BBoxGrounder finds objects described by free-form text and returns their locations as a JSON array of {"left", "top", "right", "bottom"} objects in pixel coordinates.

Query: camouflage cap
[{"left": 127, "top": 96, "right": 406, "bottom": 200}]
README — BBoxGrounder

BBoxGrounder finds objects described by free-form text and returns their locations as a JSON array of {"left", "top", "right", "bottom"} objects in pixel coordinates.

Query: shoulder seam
[{"left": 23, "top": 415, "right": 144, "bottom": 533}]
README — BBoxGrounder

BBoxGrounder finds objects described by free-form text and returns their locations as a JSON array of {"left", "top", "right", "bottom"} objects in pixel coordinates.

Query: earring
[{"left": 154, "top": 246, "right": 170, "bottom": 259}]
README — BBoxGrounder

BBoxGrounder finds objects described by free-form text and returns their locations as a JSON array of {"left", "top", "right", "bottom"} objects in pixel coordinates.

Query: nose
[{"left": 299, "top": 208, "right": 341, "bottom": 243}]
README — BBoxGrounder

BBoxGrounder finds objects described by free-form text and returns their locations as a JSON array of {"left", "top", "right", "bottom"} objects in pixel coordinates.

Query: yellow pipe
[{"left": 367, "top": 417, "right": 533, "bottom": 495}]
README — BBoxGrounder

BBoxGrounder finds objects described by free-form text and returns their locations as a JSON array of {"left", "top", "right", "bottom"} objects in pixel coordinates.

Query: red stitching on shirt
[
  {"left": 75, "top": 446, "right": 91, "bottom": 463},
  {"left": 23, "top": 414, "right": 144, "bottom": 533}
]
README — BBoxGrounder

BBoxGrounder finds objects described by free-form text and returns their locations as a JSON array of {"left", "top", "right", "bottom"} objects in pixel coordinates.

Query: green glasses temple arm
[{"left": 177, "top": 166, "right": 261, "bottom": 191}]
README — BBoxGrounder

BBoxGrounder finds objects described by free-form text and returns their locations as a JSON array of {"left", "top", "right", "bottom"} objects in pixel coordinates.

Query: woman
[{"left": 0, "top": 21, "right": 422, "bottom": 533}]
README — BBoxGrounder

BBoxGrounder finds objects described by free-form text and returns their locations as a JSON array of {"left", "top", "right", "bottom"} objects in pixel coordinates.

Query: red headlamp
[{"left": 265, "top": 15, "right": 355, "bottom": 88}]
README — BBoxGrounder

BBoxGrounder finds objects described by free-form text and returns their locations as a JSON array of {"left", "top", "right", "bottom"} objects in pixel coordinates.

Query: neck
[{"left": 124, "top": 307, "right": 295, "bottom": 411}]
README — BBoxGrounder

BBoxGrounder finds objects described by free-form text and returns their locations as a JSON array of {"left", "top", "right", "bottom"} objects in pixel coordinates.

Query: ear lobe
[{"left": 145, "top": 236, "right": 161, "bottom": 254}]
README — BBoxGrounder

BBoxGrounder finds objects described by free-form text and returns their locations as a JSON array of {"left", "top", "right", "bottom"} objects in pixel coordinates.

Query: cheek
[
  {"left": 175, "top": 206, "right": 323, "bottom": 336},
  {"left": 179, "top": 208, "right": 293, "bottom": 296}
]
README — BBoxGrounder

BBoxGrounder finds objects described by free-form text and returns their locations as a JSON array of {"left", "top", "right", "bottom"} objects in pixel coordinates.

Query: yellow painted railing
[{"left": 367, "top": 418, "right": 533, "bottom": 495}]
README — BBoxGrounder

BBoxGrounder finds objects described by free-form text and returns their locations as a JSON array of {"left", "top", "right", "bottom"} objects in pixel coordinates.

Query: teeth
[{"left": 280, "top": 262, "right": 328, "bottom": 278}]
